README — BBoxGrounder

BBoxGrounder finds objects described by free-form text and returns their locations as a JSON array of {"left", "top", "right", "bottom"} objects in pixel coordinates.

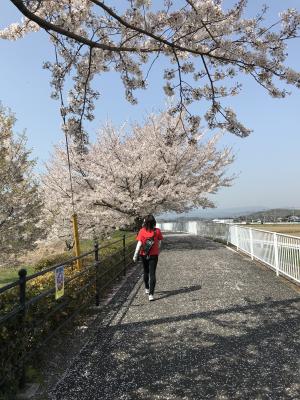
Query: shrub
[
  {"left": 33, "top": 252, "right": 71, "bottom": 272},
  {"left": 0, "top": 235, "right": 136, "bottom": 398}
]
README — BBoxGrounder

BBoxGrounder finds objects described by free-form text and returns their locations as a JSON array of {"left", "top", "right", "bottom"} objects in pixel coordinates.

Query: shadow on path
[
  {"left": 155, "top": 284, "right": 202, "bottom": 300},
  {"left": 53, "top": 295, "right": 300, "bottom": 400},
  {"left": 52, "top": 235, "right": 300, "bottom": 400},
  {"left": 162, "top": 234, "right": 220, "bottom": 251}
]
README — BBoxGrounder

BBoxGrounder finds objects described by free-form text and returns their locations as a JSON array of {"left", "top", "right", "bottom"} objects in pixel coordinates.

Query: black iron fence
[{"left": 0, "top": 234, "right": 136, "bottom": 393}]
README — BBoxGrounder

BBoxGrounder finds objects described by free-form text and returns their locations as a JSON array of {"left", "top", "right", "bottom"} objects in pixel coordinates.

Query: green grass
[
  {"left": 80, "top": 230, "right": 136, "bottom": 252},
  {"left": 0, "top": 265, "right": 35, "bottom": 288}
]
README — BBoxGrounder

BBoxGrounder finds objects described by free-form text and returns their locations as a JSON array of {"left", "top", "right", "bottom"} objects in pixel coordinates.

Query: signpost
[{"left": 55, "top": 266, "right": 65, "bottom": 300}]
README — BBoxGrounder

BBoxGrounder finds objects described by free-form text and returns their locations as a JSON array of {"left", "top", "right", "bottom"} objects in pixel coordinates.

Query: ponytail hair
[{"left": 144, "top": 214, "right": 156, "bottom": 231}]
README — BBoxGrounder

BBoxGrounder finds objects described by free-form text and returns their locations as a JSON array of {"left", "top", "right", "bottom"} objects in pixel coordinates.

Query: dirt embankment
[{"left": 18, "top": 241, "right": 70, "bottom": 266}]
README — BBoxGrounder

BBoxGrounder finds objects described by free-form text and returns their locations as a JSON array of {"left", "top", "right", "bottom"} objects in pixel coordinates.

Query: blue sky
[{"left": 0, "top": 1, "right": 300, "bottom": 212}]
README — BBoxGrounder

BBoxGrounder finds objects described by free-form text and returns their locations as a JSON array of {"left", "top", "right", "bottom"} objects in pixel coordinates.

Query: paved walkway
[{"left": 51, "top": 234, "right": 300, "bottom": 400}]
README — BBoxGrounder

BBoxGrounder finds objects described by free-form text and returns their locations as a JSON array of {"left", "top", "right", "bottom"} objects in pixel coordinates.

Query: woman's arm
[{"left": 133, "top": 241, "right": 142, "bottom": 262}]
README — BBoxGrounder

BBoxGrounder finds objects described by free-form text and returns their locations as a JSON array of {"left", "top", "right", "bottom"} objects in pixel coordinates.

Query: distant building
[
  {"left": 212, "top": 219, "right": 234, "bottom": 224},
  {"left": 287, "top": 215, "right": 300, "bottom": 222}
]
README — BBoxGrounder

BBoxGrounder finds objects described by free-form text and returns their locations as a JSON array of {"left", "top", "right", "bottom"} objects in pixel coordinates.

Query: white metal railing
[{"left": 157, "top": 221, "right": 300, "bottom": 284}]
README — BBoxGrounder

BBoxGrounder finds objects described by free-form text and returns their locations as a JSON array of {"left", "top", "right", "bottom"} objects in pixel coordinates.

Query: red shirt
[{"left": 136, "top": 227, "right": 163, "bottom": 256}]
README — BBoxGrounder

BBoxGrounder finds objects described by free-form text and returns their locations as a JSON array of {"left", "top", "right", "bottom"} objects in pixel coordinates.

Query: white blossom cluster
[
  {"left": 1, "top": 1, "right": 300, "bottom": 142},
  {"left": 41, "top": 109, "right": 234, "bottom": 239},
  {"left": 0, "top": 105, "right": 44, "bottom": 266}
]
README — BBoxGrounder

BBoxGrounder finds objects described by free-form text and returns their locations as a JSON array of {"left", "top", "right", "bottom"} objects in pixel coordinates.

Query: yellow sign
[{"left": 55, "top": 266, "right": 65, "bottom": 300}]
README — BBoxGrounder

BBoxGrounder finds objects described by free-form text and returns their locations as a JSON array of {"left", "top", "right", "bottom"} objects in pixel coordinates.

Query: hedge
[{"left": 0, "top": 234, "right": 136, "bottom": 399}]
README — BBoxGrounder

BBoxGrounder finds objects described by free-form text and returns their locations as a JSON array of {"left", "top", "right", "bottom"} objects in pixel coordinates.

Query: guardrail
[
  {"left": 0, "top": 235, "right": 135, "bottom": 391},
  {"left": 158, "top": 221, "right": 300, "bottom": 284}
]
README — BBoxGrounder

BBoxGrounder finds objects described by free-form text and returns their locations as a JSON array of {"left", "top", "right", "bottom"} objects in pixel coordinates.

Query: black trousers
[{"left": 141, "top": 255, "right": 158, "bottom": 295}]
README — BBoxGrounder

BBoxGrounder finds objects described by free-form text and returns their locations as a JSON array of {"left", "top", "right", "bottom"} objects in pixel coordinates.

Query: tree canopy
[
  {"left": 0, "top": 105, "right": 44, "bottom": 265},
  {"left": 1, "top": 1, "right": 300, "bottom": 147},
  {"left": 42, "top": 109, "right": 234, "bottom": 238}
]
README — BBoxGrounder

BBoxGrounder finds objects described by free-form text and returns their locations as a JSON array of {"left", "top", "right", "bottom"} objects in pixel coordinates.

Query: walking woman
[{"left": 133, "top": 214, "right": 163, "bottom": 301}]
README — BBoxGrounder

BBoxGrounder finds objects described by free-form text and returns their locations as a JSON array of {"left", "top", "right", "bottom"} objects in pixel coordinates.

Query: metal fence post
[
  {"left": 235, "top": 225, "right": 239, "bottom": 251},
  {"left": 226, "top": 224, "right": 230, "bottom": 245},
  {"left": 94, "top": 242, "right": 100, "bottom": 306},
  {"left": 249, "top": 228, "right": 254, "bottom": 260},
  {"left": 123, "top": 234, "right": 126, "bottom": 276},
  {"left": 273, "top": 233, "right": 279, "bottom": 277},
  {"left": 18, "top": 268, "right": 27, "bottom": 389}
]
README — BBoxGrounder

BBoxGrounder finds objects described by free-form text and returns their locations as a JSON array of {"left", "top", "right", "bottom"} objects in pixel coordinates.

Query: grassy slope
[
  {"left": 0, "top": 266, "right": 35, "bottom": 287},
  {"left": 0, "top": 230, "right": 136, "bottom": 288},
  {"left": 249, "top": 224, "right": 300, "bottom": 237}
]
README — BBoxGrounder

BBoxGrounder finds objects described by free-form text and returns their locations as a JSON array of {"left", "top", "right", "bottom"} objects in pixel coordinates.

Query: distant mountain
[
  {"left": 240, "top": 208, "right": 300, "bottom": 220},
  {"left": 158, "top": 207, "right": 300, "bottom": 221},
  {"left": 158, "top": 206, "right": 269, "bottom": 220}
]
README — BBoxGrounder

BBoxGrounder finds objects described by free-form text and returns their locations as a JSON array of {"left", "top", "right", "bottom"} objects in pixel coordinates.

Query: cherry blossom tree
[
  {"left": 1, "top": 1, "right": 300, "bottom": 146},
  {"left": 41, "top": 110, "right": 234, "bottom": 237},
  {"left": 0, "top": 105, "right": 44, "bottom": 266}
]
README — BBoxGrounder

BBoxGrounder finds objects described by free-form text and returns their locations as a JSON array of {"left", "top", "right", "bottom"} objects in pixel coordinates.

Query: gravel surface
[{"left": 51, "top": 234, "right": 300, "bottom": 400}]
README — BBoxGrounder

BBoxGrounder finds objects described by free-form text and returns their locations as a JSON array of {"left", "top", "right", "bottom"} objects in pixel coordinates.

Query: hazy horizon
[{"left": 159, "top": 205, "right": 300, "bottom": 220}]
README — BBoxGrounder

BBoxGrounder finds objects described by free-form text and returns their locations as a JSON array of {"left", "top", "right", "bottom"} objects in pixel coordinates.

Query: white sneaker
[
  {"left": 145, "top": 289, "right": 149, "bottom": 294},
  {"left": 149, "top": 294, "right": 154, "bottom": 301}
]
